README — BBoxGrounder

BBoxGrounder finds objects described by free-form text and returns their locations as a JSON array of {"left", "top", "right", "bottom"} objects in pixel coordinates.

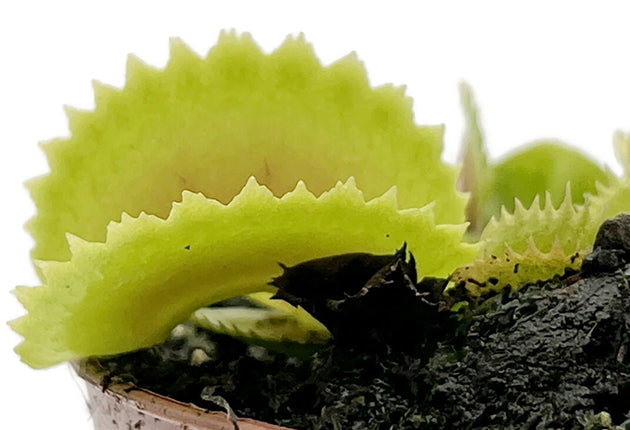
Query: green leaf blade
[
  {"left": 492, "top": 142, "right": 609, "bottom": 215},
  {"left": 28, "top": 33, "right": 466, "bottom": 265},
  {"left": 14, "top": 179, "right": 477, "bottom": 368},
  {"left": 191, "top": 293, "right": 331, "bottom": 346},
  {"left": 459, "top": 85, "right": 609, "bottom": 235}
]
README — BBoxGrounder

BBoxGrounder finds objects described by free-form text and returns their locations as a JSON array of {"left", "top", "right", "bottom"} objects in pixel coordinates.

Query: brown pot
[{"left": 73, "top": 359, "right": 295, "bottom": 430}]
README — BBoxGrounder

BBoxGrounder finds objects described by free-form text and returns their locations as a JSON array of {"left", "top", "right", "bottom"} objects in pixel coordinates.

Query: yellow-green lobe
[
  {"left": 13, "top": 179, "right": 476, "bottom": 368},
  {"left": 29, "top": 32, "right": 465, "bottom": 264},
  {"left": 459, "top": 84, "right": 609, "bottom": 235}
]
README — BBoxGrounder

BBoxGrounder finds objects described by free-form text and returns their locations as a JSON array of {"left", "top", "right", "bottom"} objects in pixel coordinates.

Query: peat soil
[{"left": 99, "top": 267, "right": 630, "bottom": 429}]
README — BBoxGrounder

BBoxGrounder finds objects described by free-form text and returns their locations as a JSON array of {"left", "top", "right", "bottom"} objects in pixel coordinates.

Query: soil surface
[{"left": 98, "top": 267, "right": 630, "bottom": 430}]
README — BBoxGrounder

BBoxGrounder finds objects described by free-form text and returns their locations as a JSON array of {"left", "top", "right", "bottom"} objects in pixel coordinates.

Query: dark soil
[
  {"left": 97, "top": 225, "right": 630, "bottom": 429},
  {"left": 97, "top": 270, "right": 629, "bottom": 429},
  {"left": 421, "top": 271, "right": 630, "bottom": 429}
]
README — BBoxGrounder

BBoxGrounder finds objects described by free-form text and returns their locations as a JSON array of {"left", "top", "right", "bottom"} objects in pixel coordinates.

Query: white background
[{"left": 1, "top": 1, "right": 630, "bottom": 428}]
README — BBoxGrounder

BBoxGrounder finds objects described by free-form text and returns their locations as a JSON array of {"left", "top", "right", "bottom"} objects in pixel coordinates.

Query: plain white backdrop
[{"left": 2, "top": 1, "right": 630, "bottom": 428}]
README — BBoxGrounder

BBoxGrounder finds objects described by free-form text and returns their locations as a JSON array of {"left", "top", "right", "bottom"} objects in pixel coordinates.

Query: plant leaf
[
  {"left": 28, "top": 32, "right": 466, "bottom": 266},
  {"left": 587, "top": 176, "right": 630, "bottom": 223},
  {"left": 481, "top": 185, "right": 592, "bottom": 256},
  {"left": 455, "top": 171, "right": 630, "bottom": 294},
  {"left": 454, "top": 86, "right": 616, "bottom": 292},
  {"left": 191, "top": 291, "right": 331, "bottom": 346},
  {"left": 491, "top": 143, "right": 609, "bottom": 217},
  {"left": 247, "top": 291, "right": 328, "bottom": 335},
  {"left": 459, "top": 84, "right": 609, "bottom": 235},
  {"left": 452, "top": 186, "right": 591, "bottom": 294},
  {"left": 11, "top": 178, "right": 477, "bottom": 368},
  {"left": 191, "top": 306, "right": 331, "bottom": 345},
  {"left": 452, "top": 238, "right": 586, "bottom": 296},
  {"left": 458, "top": 83, "right": 492, "bottom": 234}
]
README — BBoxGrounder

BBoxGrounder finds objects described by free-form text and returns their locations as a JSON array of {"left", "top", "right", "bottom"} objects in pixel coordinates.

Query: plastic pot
[{"left": 73, "top": 359, "right": 294, "bottom": 430}]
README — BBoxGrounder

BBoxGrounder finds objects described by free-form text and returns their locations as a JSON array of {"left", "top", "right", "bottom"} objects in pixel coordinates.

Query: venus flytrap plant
[
  {"left": 11, "top": 32, "right": 477, "bottom": 368},
  {"left": 17, "top": 177, "right": 479, "bottom": 368},
  {"left": 9, "top": 31, "right": 630, "bottom": 430},
  {"left": 454, "top": 85, "right": 630, "bottom": 296},
  {"left": 26, "top": 32, "right": 467, "bottom": 266},
  {"left": 459, "top": 83, "right": 612, "bottom": 236}
]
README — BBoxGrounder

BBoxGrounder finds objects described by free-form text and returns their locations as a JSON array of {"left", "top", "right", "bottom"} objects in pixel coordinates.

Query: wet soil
[{"left": 97, "top": 266, "right": 629, "bottom": 430}]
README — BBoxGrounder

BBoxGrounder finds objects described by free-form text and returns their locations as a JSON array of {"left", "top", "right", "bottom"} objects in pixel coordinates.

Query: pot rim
[{"left": 73, "top": 358, "right": 295, "bottom": 430}]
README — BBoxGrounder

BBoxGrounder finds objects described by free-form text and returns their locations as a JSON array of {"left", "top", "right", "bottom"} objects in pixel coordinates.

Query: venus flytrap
[
  {"left": 459, "top": 83, "right": 611, "bottom": 237},
  {"left": 15, "top": 177, "right": 479, "bottom": 368},
  {"left": 27, "top": 32, "right": 467, "bottom": 266},
  {"left": 11, "top": 33, "right": 476, "bottom": 368},
  {"left": 9, "top": 32, "right": 630, "bottom": 430},
  {"left": 454, "top": 85, "right": 630, "bottom": 295}
]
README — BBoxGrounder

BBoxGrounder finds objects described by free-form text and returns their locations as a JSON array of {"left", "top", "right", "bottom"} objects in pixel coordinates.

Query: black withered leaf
[
  {"left": 270, "top": 246, "right": 409, "bottom": 307},
  {"left": 270, "top": 245, "right": 455, "bottom": 352}
]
